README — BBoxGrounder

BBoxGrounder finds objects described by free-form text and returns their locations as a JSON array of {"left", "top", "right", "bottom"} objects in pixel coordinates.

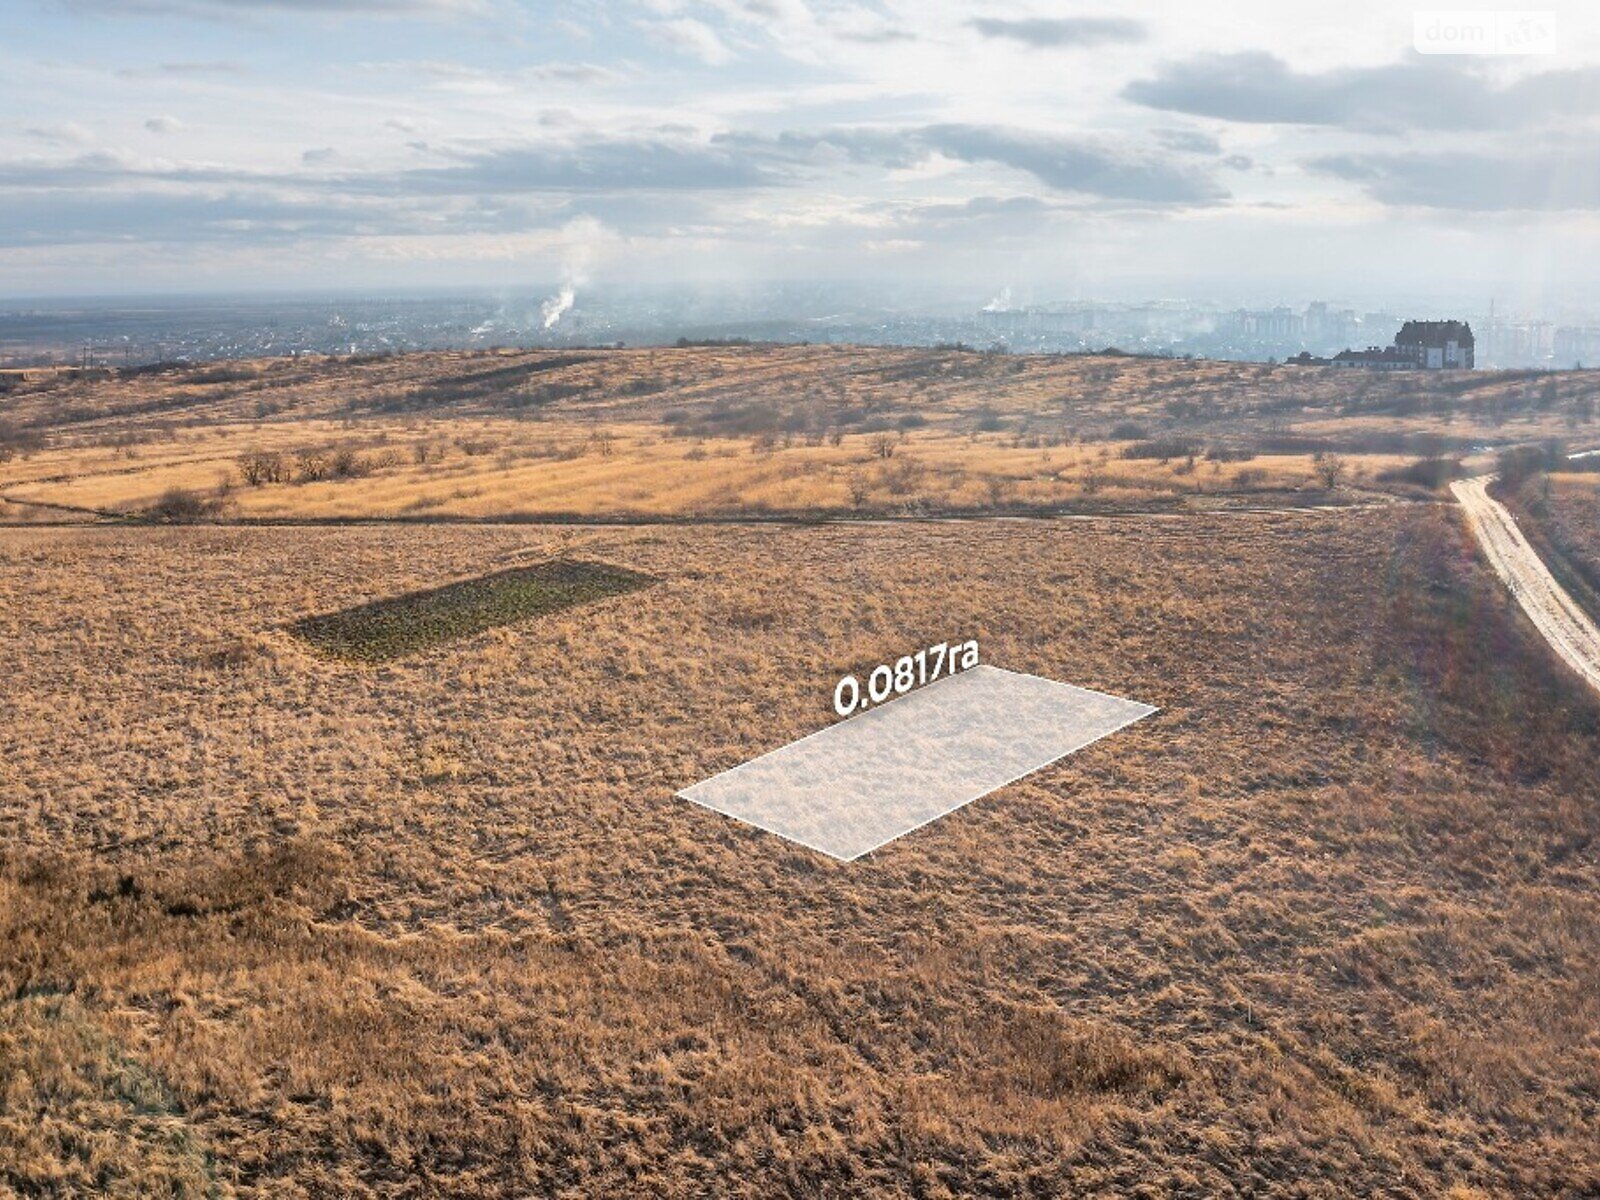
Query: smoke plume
[{"left": 541, "top": 285, "right": 575, "bottom": 329}]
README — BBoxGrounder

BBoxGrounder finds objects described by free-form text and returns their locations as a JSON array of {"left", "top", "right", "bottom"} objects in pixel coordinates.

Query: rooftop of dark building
[{"left": 1396, "top": 319, "right": 1474, "bottom": 347}]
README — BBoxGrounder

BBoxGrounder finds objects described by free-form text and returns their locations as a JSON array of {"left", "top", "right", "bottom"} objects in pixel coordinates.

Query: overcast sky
[{"left": 4, "top": 0, "right": 1600, "bottom": 309}]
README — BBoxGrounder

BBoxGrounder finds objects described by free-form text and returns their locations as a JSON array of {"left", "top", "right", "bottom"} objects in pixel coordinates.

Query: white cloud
[
  {"left": 4, "top": 0, "right": 1597, "bottom": 299},
  {"left": 63, "top": 0, "right": 490, "bottom": 17},
  {"left": 645, "top": 17, "right": 735, "bottom": 65},
  {"left": 25, "top": 123, "right": 95, "bottom": 146}
]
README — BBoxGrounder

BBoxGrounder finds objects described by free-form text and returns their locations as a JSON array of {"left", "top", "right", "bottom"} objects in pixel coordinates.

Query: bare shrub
[
  {"left": 237, "top": 450, "right": 287, "bottom": 486},
  {"left": 330, "top": 448, "right": 370, "bottom": 479},
  {"left": 1312, "top": 452, "right": 1348, "bottom": 490},
  {"left": 1376, "top": 457, "right": 1465, "bottom": 490},
  {"left": 1498, "top": 440, "right": 1566, "bottom": 486},
  {"left": 296, "top": 450, "right": 331, "bottom": 483},
  {"left": 0, "top": 419, "right": 44, "bottom": 463},
  {"left": 143, "top": 487, "right": 221, "bottom": 522},
  {"left": 1123, "top": 437, "right": 1199, "bottom": 463},
  {"left": 846, "top": 472, "right": 871, "bottom": 508},
  {"left": 879, "top": 456, "right": 926, "bottom": 496}
]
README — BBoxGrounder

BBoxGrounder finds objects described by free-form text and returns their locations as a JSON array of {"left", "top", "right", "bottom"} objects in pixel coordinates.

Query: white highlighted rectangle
[
  {"left": 1414, "top": 10, "right": 1555, "bottom": 54},
  {"left": 679, "top": 665, "right": 1156, "bottom": 861}
]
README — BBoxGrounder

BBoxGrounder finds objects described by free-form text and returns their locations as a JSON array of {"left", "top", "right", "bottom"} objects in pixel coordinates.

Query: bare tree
[
  {"left": 1313, "top": 452, "right": 1347, "bottom": 490},
  {"left": 237, "top": 450, "right": 286, "bottom": 486}
]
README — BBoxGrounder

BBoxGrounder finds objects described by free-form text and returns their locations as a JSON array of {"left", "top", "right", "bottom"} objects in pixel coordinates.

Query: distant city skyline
[
  {"left": 3, "top": 1, "right": 1599, "bottom": 307},
  {"left": 6, "top": 286, "right": 1599, "bottom": 371}
]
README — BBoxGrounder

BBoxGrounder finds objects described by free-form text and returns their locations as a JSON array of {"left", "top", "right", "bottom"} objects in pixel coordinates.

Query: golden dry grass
[
  {"left": 0, "top": 418, "right": 1349, "bottom": 519},
  {"left": 6, "top": 345, "right": 1600, "bottom": 1193},
  {"left": 4, "top": 345, "right": 1599, "bottom": 522},
  {"left": 1494, "top": 471, "right": 1600, "bottom": 620},
  {"left": 3, "top": 506, "right": 1600, "bottom": 1195}
]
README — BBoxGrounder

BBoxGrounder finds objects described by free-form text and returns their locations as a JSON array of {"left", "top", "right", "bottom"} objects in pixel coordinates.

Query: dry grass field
[
  {"left": 1494, "top": 470, "right": 1600, "bottom": 623},
  {"left": 4, "top": 503, "right": 1600, "bottom": 1196},
  {"left": 5, "top": 345, "right": 1600, "bottom": 523},
  {"left": 5, "top": 347, "right": 1600, "bottom": 1195}
]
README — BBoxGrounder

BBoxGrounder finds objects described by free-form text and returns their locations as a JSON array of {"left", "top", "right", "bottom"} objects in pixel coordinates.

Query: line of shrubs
[
  {"left": 237, "top": 446, "right": 405, "bottom": 486},
  {"left": 1495, "top": 439, "right": 1599, "bottom": 485}
]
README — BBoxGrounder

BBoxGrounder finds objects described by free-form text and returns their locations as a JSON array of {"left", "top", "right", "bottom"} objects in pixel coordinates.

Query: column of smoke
[
  {"left": 540, "top": 285, "right": 575, "bottom": 329},
  {"left": 538, "top": 216, "right": 607, "bottom": 331}
]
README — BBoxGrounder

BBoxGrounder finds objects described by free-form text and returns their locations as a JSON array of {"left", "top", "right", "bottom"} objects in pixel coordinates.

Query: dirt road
[{"left": 1452, "top": 475, "right": 1600, "bottom": 694}]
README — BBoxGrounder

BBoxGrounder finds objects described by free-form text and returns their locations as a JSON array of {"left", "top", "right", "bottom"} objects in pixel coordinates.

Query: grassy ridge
[
  {"left": 290, "top": 558, "right": 653, "bottom": 661},
  {"left": 7, "top": 346, "right": 1600, "bottom": 522}
]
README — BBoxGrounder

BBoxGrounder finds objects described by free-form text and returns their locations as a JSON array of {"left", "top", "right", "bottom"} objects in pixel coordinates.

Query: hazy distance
[{"left": 3, "top": 0, "right": 1599, "bottom": 320}]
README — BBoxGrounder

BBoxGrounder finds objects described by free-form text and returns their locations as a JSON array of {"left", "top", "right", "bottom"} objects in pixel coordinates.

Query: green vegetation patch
[{"left": 291, "top": 558, "right": 654, "bottom": 662}]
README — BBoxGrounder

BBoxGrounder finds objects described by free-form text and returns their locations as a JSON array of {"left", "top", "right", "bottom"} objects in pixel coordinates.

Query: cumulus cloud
[
  {"left": 1124, "top": 51, "right": 1600, "bottom": 132},
  {"left": 968, "top": 16, "right": 1145, "bottom": 48},
  {"left": 1153, "top": 128, "right": 1222, "bottom": 155},
  {"left": 0, "top": 189, "right": 523, "bottom": 247},
  {"left": 1308, "top": 146, "right": 1600, "bottom": 210},
  {"left": 705, "top": 0, "right": 810, "bottom": 23},
  {"left": 834, "top": 24, "right": 913, "bottom": 44},
  {"left": 719, "top": 125, "right": 1224, "bottom": 205},
  {"left": 923, "top": 125, "right": 1223, "bottom": 203},
  {"left": 64, "top": 0, "right": 486, "bottom": 15},
  {"left": 892, "top": 195, "right": 1060, "bottom": 233},
  {"left": 145, "top": 115, "right": 184, "bottom": 134},
  {"left": 392, "top": 137, "right": 771, "bottom": 192},
  {"left": 116, "top": 60, "right": 244, "bottom": 78},
  {"left": 645, "top": 17, "right": 735, "bottom": 65},
  {"left": 25, "top": 123, "right": 95, "bottom": 146},
  {"left": 0, "top": 137, "right": 765, "bottom": 199},
  {"left": 917, "top": 195, "right": 1056, "bottom": 219},
  {"left": 528, "top": 61, "right": 625, "bottom": 85},
  {"left": 357, "top": 58, "right": 626, "bottom": 92}
]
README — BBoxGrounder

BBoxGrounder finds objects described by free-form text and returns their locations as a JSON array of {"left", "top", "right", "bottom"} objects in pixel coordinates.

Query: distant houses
[
  {"left": 1395, "top": 320, "right": 1475, "bottom": 368},
  {"left": 1333, "top": 346, "right": 1426, "bottom": 370},
  {"left": 1291, "top": 319, "right": 1475, "bottom": 370}
]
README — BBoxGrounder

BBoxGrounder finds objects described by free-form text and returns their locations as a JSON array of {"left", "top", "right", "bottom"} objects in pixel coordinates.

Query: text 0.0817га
[{"left": 833, "top": 640, "right": 979, "bottom": 717}]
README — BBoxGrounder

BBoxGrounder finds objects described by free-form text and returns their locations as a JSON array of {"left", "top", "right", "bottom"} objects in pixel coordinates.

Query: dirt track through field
[{"left": 1453, "top": 475, "right": 1600, "bottom": 694}]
